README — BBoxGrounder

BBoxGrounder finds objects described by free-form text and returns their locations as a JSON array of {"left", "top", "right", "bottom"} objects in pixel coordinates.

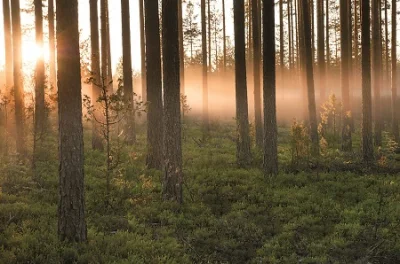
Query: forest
[{"left": 0, "top": 0, "right": 400, "bottom": 263}]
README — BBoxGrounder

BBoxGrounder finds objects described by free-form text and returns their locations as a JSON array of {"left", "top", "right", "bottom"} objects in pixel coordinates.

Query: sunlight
[{"left": 22, "top": 41, "right": 47, "bottom": 65}]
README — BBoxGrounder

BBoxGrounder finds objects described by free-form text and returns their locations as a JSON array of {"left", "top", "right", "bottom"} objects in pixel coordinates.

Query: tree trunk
[
  {"left": 361, "top": 0, "right": 374, "bottom": 162},
  {"left": 3, "top": 0, "right": 13, "bottom": 92},
  {"left": 372, "top": 0, "right": 382, "bottom": 146},
  {"left": 288, "top": 0, "right": 293, "bottom": 70},
  {"left": 178, "top": 0, "right": 185, "bottom": 95},
  {"left": 89, "top": 0, "right": 104, "bottom": 151},
  {"left": 222, "top": 0, "right": 226, "bottom": 72},
  {"left": 10, "top": 0, "right": 26, "bottom": 157},
  {"left": 252, "top": 0, "right": 262, "bottom": 148},
  {"left": 201, "top": 0, "right": 209, "bottom": 133},
  {"left": 100, "top": 0, "right": 112, "bottom": 91},
  {"left": 234, "top": 0, "right": 251, "bottom": 167},
  {"left": 301, "top": 0, "right": 319, "bottom": 155},
  {"left": 263, "top": 0, "right": 278, "bottom": 175},
  {"left": 144, "top": 0, "right": 163, "bottom": 170},
  {"left": 121, "top": 0, "right": 136, "bottom": 145},
  {"left": 340, "top": 0, "right": 352, "bottom": 151},
  {"left": 48, "top": 0, "right": 56, "bottom": 90},
  {"left": 56, "top": 0, "right": 87, "bottom": 243},
  {"left": 279, "top": 0, "right": 285, "bottom": 85},
  {"left": 392, "top": 0, "right": 399, "bottom": 141},
  {"left": 384, "top": 0, "right": 389, "bottom": 97},
  {"left": 162, "top": 0, "right": 183, "bottom": 204},
  {"left": 317, "top": 0, "right": 325, "bottom": 103},
  {"left": 139, "top": 0, "right": 147, "bottom": 102},
  {"left": 326, "top": 0, "right": 330, "bottom": 69},
  {"left": 33, "top": 0, "right": 46, "bottom": 166},
  {"left": 207, "top": 0, "right": 212, "bottom": 71}
]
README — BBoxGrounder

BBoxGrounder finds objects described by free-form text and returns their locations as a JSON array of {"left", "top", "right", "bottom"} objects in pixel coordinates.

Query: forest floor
[{"left": 1, "top": 119, "right": 400, "bottom": 263}]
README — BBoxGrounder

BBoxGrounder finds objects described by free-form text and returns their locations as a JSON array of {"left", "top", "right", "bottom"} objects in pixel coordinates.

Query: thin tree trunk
[
  {"left": 90, "top": 0, "right": 104, "bottom": 151},
  {"left": 340, "top": 0, "right": 352, "bottom": 151},
  {"left": 234, "top": 0, "right": 251, "bottom": 167},
  {"left": 100, "top": 0, "right": 111, "bottom": 91},
  {"left": 288, "top": 0, "right": 293, "bottom": 70},
  {"left": 201, "top": 0, "right": 209, "bottom": 133},
  {"left": 392, "top": 0, "right": 399, "bottom": 141},
  {"left": 3, "top": 0, "right": 13, "bottom": 92},
  {"left": 280, "top": 0, "right": 285, "bottom": 85},
  {"left": 361, "top": 0, "right": 374, "bottom": 162},
  {"left": 144, "top": 0, "right": 163, "bottom": 170},
  {"left": 263, "top": 0, "right": 278, "bottom": 175},
  {"left": 372, "top": 0, "right": 382, "bottom": 146},
  {"left": 178, "top": 0, "right": 185, "bottom": 95},
  {"left": 384, "top": 0, "right": 389, "bottom": 97},
  {"left": 56, "top": 0, "right": 87, "bottom": 243},
  {"left": 48, "top": 0, "right": 56, "bottom": 91},
  {"left": 222, "top": 0, "right": 226, "bottom": 72},
  {"left": 326, "top": 0, "right": 330, "bottom": 70},
  {"left": 301, "top": 0, "right": 319, "bottom": 155},
  {"left": 162, "top": 0, "right": 183, "bottom": 204},
  {"left": 11, "top": 0, "right": 26, "bottom": 157},
  {"left": 317, "top": 0, "right": 325, "bottom": 102},
  {"left": 121, "top": 0, "right": 136, "bottom": 144},
  {"left": 207, "top": 0, "right": 212, "bottom": 71},
  {"left": 139, "top": 0, "right": 147, "bottom": 102}
]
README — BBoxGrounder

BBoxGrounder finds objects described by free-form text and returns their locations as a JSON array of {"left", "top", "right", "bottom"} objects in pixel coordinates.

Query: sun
[{"left": 22, "top": 41, "right": 48, "bottom": 64}]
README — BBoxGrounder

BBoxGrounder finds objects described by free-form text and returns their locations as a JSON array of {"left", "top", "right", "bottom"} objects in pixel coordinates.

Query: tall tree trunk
[
  {"left": 222, "top": 0, "right": 226, "bottom": 72},
  {"left": 144, "top": 0, "right": 163, "bottom": 170},
  {"left": 178, "top": 0, "right": 185, "bottom": 94},
  {"left": 201, "top": 0, "right": 209, "bottom": 133},
  {"left": 317, "top": 0, "right": 325, "bottom": 103},
  {"left": 361, "top": 0, "right": 374, "bottom": 162},
  {"left": 372, "top": 0, "right": 382, "bottom": 146},
  {"left": 288, "top": 0, "right": 293, "bottom": 70},
  {"left": 384, "top": 0, "right": 389, "bottom": 97},
  {"left": 301, "top": 0, "right": 319, "bottom": 155},
  {"left": 392, "top": 0, "right": 399, "bottom": 141},
  {"left": 340, "top": 0, "right": 352, "bottom": 151},
  {"left": 11, "top": 0, "right": 26, "bottom": 157},
  {"left": 90, "top": 0, "right": 104, "bottom": 151},
  {"left": 105, "top": 3, "right": 112, "bottom": 87},
  {"left": 263, "top": 0, "right": 278, "bottom": 175},
  {"left": 139, "top": 0, "right": 147, "bottom": 102},
  {"left": 234, "top": 0, "right": 251, "bottom": 167},
  {"left": 162, "top": 0, "right": 183, "bottom": 204},
  {"left": 48, "top": 0, "right": 56, "bottom": 91},
  {"left": 252, "top": 0, "right": 262, "bottom": 148},
  {"left": 3, "top": 0, "right": 13, "bottom": 92},
  {"left": 121, "top": 0, "right": 136, "bottom": 144},
  {"left": 279, "top": 0, "right": 285, "bottom": 86},
  {"left": 207, "top": 0, "right": 212, "bottom": 71},
  {"left": 354, "top": 0, "right": 359, "bottom": 76},
  {"left": 100, "top": 0, "right": 112, "bottom": 91},
  {"left": 33, "top": 0, "right": 46, "bottom": 165},
  {"left": 56, "top": 0, "right": 87, "bottom": 243},
  {"left": 325, "top": 0, "right": 330, "bottom": 69}
]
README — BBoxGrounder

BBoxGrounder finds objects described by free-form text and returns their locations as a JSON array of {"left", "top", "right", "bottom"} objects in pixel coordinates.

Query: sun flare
[{"left": 22, "top": 41, "right": 48, "bottom": 64}]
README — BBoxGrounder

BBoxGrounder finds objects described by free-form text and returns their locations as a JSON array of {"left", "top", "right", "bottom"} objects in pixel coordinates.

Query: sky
[{"left": 0, "top": 0, "right": 235, "bottom": 75}]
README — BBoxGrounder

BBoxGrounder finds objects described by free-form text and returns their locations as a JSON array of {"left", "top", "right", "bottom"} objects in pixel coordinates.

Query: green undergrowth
[{"left": 1, "top": 119, "right": 400, "bottom": 263}]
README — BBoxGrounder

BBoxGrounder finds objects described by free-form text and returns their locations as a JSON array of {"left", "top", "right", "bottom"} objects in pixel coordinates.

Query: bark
[
  {"left": 301, "top": 0, "right": 319, "bottom": 155},
  {"left": 234, "top": 0, "right": 251, "bottom": 167},
  {"left": 33, "top": 0, "right": 46, "bottom": 165},
  {"left": 56, "top": 0, "right": 87, "bottom": 242},
  {"left": 121, "top": 0, "right": 136, "bottom": 144},
  {"left": 288, "top": 0, "right": 293, "bottom": 69},
  {"left": 263, "top": 0, "right": 278, "bottom": 176},
  {"left": 144, "top": 0, "right": 163, "bottom": 170},
  {"left": 90, "top": 0, "right": 104, "bottom": 151},
  {"left": 178, "top": 0, "right": 185, "bottom": 95},
  {"left": 317, "top": 0, "right": 325, "bottom": 102},
  {"left": 201, "top": 0, "right": 209, "bottom": 132},
  {"left": 3, "top": 0, "right": 13, "bottom": 92},
  {"left": 372, "top": 0, "right": 382, "bottom": 146},
  {"left": 162, "top": 0, "right": 183, "bottom": 204},
  {"left": 326, "top": 0, "right": 330, "bottom": 68},
  {"left": 361, "top": 0, "right": 374, "bottom": 162},
  {"left": 100, "top": 0, "right": 112, "bottom": 91},
  {"left": 139, "top": 0, "right": 147, "bottom": 102},
  {"left": 11, "top": 0, "right": 26, "bottom": 157},
  {"left": 392, "top": 0, "right": 399, "bottom": 141},
  {"left": 279, "top": 0, "right": 284, "bottom": 80},
  {"left": 222, "top": 0, "right": 227, "bottom": 71},
  {"left": 340, "top": 0, "right": 352, "bottom": 151},
  {"left": 207, "top": 0, "right": 212, "bottom": 71},
  {"left": 252, "top": 0, "right": 262, "bottom": 148},
  {"left": 48, "top": 0, "right": 56, "bottom": 90}
]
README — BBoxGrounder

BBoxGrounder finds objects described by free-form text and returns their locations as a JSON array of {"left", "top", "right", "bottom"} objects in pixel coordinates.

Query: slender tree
[
  {"left": 162, "top": 0, "right": 183, "bottom": 203},
  {"left": 263, "top": 0, "right": 278, "bottom": 175},
  {"left": 372, "top": 0, "right": 382, "bottom": 146},
  {"left": 252, "top": 0, "right": 262, "bottom": 147},
  {"left": 279, "top": 0, "right": 284, "bottom": 85},
  {"left": 56, "top": 0, "right": 87, "bottom": 242},
  {"left": 207, "top": 0, "right": 212, "bottom": 71},
  {"left": 121, "top": 0, "right": 136, "bottom": 144},
  {"left": 10, "top": 0, "right": 26, "bottom": 157},
  {"left": 317, "top": 0, "right": 325, "bottom": 102},
  {"left": 3, "top": 0, "right": 13, "bottom": 92},
  {"left": 361, "top": 0, "right": 374, "bottom": 162},
  {"left": 89, "top": 0, "right": 104, "bottom": 150},
  {"left": 234, "top": 0, "right": 251, "bottom": 166},
  {"left": 144, "top": 0, "right": 163, "bottom": 170},
  {"left": 325, "top": 0, "right": 330, "bottom": 69},
  {"left": 301, "top": 0, "right": 319, "bottom": 155},
  {"left": 201, "top": 0, "right": 209, "bottom": 132},
  {"left": 222, "top": 0, "right": 227, "bottom": 71},
  {"left": 340, "top": 0, "right": 352, "bottom": 151},
  {"left": 48, "top": 0, "right": 56, "bottom": 90},
  {"left": 100, "top": 0, "right": 112, "bottom": 91},
  {"left": 33, "top": 0, "right": 46, "bottom": 165},
  {"left": 178, "top": 0, "right": 185, "bottom": 94},
  {"left": 139, "top": 0, "right": 146, "bottom": 102},
  {"left": 392, "top": 0, "right": 399, "bottom": 141}
]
